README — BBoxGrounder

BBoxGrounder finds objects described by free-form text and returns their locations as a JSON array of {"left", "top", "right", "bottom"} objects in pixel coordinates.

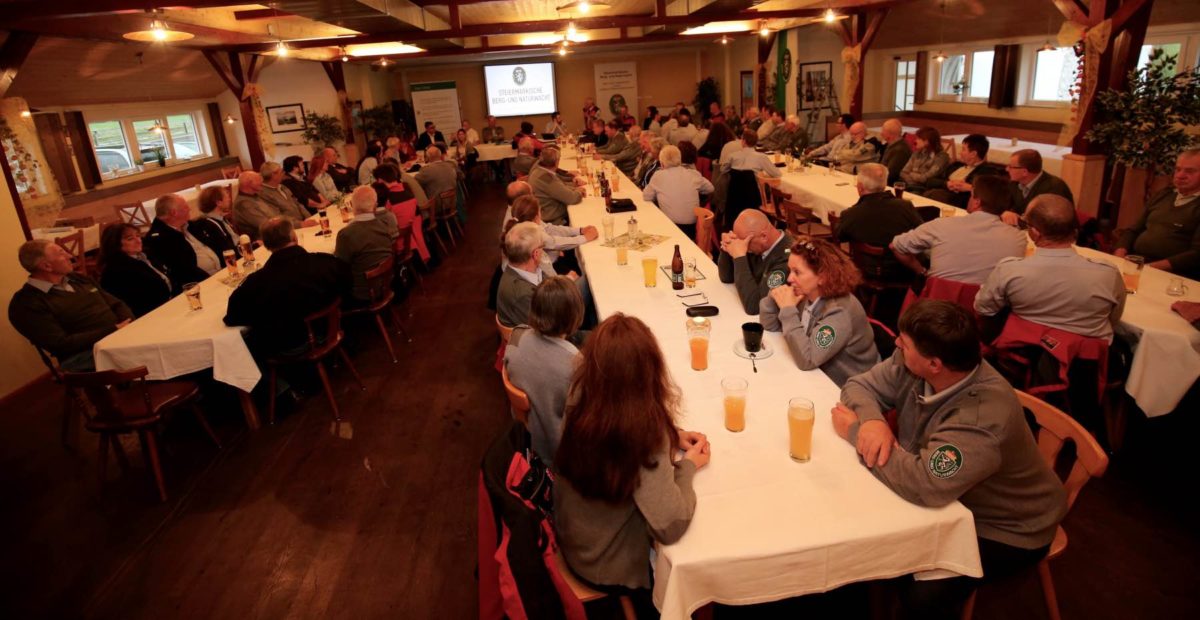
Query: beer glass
[
  {"left": 223, "top": 249, "right": 238, "bottom": 276},
  {"left": 684, "top": 258, "right": 698, "bottom": 288},
  {"left": 616, "top": 243, "right": 628, "bottom": 266},
  {"left": 642, "top": 257, "right": 657, "bottom": 287},
  {"left": 722, "top": 377, "right": 748, "bottom": 432},
  {"left": 686, "top": 316, "right": 710, "bottom": 371},
  {"left": 893, "top": 182, "right": 906, "bottom": 199},
  {"left": 183, "top": 283, "right": 203, "bottom": 311},
  {"left": 1123, "top": 255, "right": 1145, "bottom": 294},
  {"left": 602, "top": 214, "right": 615, "bottom": 242},
  {"left": 788, "top": 397, "right": 815, "bottom": 462}
]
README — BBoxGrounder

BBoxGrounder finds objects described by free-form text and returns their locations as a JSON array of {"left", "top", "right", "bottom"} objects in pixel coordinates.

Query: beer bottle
[{"left": 671, "top": 244, "right": 684, "bottom": 290}]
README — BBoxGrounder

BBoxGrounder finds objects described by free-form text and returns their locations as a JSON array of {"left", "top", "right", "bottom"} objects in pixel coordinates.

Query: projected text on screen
[{"left": 484, "top": 63, "right": 557, "bottom": 117}]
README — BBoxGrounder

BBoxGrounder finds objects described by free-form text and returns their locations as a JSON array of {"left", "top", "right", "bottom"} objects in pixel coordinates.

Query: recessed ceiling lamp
[
  {"left": 123, "top": 12, "right": 194, "bottom": 42},
  {"left": 555, "top": 1, "right": 610, "bottom": 15}
]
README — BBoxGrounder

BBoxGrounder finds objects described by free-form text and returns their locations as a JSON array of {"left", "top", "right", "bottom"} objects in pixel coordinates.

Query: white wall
[{"left": 787, "top": 25, "right": 848, "bottom": 142}]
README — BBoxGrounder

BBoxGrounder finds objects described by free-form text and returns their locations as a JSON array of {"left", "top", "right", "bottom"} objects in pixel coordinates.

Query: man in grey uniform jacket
[
  {"left": 832, "top": 300, "right": 1067, "bottom": 616},
  {"left": 529, "top": 147, "right": 583, "bottom": 226},
  {"left": 717, "top": 209, "right": 793, "bottom": 315}
]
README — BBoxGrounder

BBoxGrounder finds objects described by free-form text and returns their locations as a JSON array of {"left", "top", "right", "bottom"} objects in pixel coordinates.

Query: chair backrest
[
  {"left": 849, "top": 241, "right": 891, "bottom": 278},
  {"left": 33, "top": 345, "right": 64, "bottom": 383},
  {"left": 780, "top": 199, "right": 817, "bottom": 238},
  {"left": 755, "top": 174, "right": 775, "bottom": 214},
  {"left": 362, "top": 256, "right": 396, "bottom": 308},
  {"left": 63, "top": 366, "right": 154, "bottom": 420},
  {"left": 394, "top": 223, "right": 415, "bottom": 258},
  {"left": 1016, "top": 390, "right": 1109, "bottom": 510},
  {"left": 495, "top": 314, "right": 515, "bottom": 343},
  {"left": 827, "top": 212, "right": 841, "bottom": 242},
  {"left": 868, "top": 318, "right": 897, "bottom": 359},
  {"left": 302, "top": 297, "right": 344, "bottom": 358},
  {"left": 940, "top": 137, "right": 956, "bottom": 161},
  {"left": 115, "top": 202, "right": 154, "bottom": 231},
  {"left": 55, "top": 216, "right": 95, "bottom": 228},
  {"left": 500, "top": 364, "right": 531, "bottom": 425},
  {"left": 54, "top": 230, "right": 87, "bottom": 275},
  {"left": 437, "top": 189, "right": 457, "bottom": 218},
  {"left": 693, "top": 207, "right": 715, "bottom": 255},
  {"left": 696, "top": 156, "right": 713, "bottom": 181},
  {"left": 221, "top": 165, "right": 243, "bottom": 180}
]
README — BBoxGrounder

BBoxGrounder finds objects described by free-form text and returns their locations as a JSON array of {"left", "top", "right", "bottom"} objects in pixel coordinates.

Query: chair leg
[
  {"left": 390, "top": 305, "right": 413, "bottom": 343},
  {"left": 315, "top": 361, "right": 341, "bottom": 421},
  {"left": 97, "top": 434, "right": 110, "bottom": 492},
  {"left": 337, "top": 347, "right": 366, "bottom": 390},
  {"left": 1103, "top": 389, "right": 1128, "bottom": 453},
  {"left": 434, "top": 229, "right": 449, "bottom": 256},
  {"left": 961, "top": 590, "right": 977, "bottom": 620},
  {"left": 374, "top": 313, "right": 398, "bottom": 364},
  {"left": 618, "top": 595, "right": 637, "bottom": 620},
  {"left": 60, "top": 389, "right": 75, "bottom": 449},
  {"left": 138, "top": 429, "right": 168, "bottom": 502},
  {"left": 191, "top": 401, "right": 222, "bottom": 448},
  {"left": 1038, "top": 559, "right": 1062, "bottom": 620},
  {"left": 111, "top": 434, "right": 132, "bottom": 472},
  {"left": 267, "top": 366, "right": 279, "bottom": 425}
]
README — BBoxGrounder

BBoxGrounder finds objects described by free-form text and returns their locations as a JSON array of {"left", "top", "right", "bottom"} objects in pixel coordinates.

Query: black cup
[{"left": 742, "top": 322, "right": 764, "bottom": 353}]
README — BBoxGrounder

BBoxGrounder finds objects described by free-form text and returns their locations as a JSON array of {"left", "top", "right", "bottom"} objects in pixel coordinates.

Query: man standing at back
[
  {"left": 1005, "top": 149, "right": 1073, "bottom": 225},
  {"left": 529, "top": 147, "right": 583, "bottom": 226}
]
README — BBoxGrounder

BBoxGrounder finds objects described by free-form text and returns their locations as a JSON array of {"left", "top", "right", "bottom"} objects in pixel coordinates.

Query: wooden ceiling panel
[{"left": 447, "top": 0, "right": 657, "bottom": 26}]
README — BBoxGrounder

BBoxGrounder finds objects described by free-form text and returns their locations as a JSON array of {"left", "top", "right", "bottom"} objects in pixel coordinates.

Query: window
[
  {"left": 1031, "top": 46, "right": 1079, "bottom": 102},
  {"left": 968, "top": 50, "right": 994, "bottom": 99},
  {"left": 167, "top": 114, "right": 201, "bottom": 159},
  {"left": 132, "top": 119, "right": 168, "bottom": 162},
  {"left": 932, "top": 50, "right": 992, "bottom": 101},
  {"left": 936, "top": 54, "right": 966, "bottom": 96},
  {"left": 87, "top": 109, "right": 212, "bottom": 179},
  {"left": 894, "top": 60, "right": 916, "bottom": 111},
  {"left": 1137, "top": 43, "right": 1181, "bottom": 72},
  {"left": 88, "top": 120, "right": 133, "bottom": 175}
]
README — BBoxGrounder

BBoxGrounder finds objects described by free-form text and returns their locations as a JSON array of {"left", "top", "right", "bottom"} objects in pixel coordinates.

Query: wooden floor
[{"left": 2, "top": 182, "right": 1198, "bottom": 619}]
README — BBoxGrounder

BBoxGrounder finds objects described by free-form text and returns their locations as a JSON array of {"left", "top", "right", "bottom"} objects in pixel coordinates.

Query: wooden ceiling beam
[
  {"left": 0, "top": 1, "right": 241, "bottom": 22},
  {"left": 233, "top": 8, "right": 294, "bottom": 21},
  {"left": 1050, "top": 0, "right": 1091, "bottom": 24}
]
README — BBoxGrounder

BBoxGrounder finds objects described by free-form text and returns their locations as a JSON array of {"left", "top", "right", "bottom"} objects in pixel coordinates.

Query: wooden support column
[
  {"left": 836, "top": 10, "right": 888, "bottom": 119},
  {"left": 202, "top": 50, "right": 266, "bottom": 170}
]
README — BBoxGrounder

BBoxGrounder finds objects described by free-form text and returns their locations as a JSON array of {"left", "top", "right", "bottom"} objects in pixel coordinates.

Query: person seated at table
[
  {"left": 718, "top": 209, "right": 795, "bottom": 315},
  {"left": 1114, "top": 149, "right": 1200, "bottom": 277},
  {"left": 497, "top": 222, "right": 583, "bottom": 328},
  {"left": 832, "top": 300, "right": 1067, "bottom": 618},
  {"left": 460, "top": 119, "right": 480, "bottom": 146},
  {"left": 308, "top": 152, "right": 341, "bottom": 204},
  {"left": 643, "top": 145, "right": 714, "bottom": 240},
  {"left": 698, "top": 122, "right": 735, "bottom": 162},
  {"left": 281, "top": 155, "right": 328, "bottom": 215},
  {"left": 634, "top": 137, "right": 665, "bottom": 189},
  {"left": 689, "top": 120, "right": 710, "bottom": 151},
  {"left": 603, "top": 125, "right": 643, "bottom": 177},
  {"left": 415, "top": 147, "right": 464, "bottom": 205},
  {"left": 482, "top": 115, "right": 506, "bottom": 144},
  {"left": 383, "top": 135, "right": 402, "bottom": 162},
  {"left": 898, "top": 127, "right": 951, "bottom": 193},
  {"left": 320, "top": 146, "right": 355, "bottom": 192},
  {"left": 503, "top": 275, "right": 584, "bottom": 467},
  {"left": 891, "top": 175, "right": 1027, "bottom": 286},
  {"left": 224, "top": 217, "right": 351, "bottom": 357},
  {"left": 581, "top": 118, "right": 607, "bottom": 147},
  {"left": 233, "top": 171, "right": 281, "bottom": 241},
  {"left": 9, "top": 240, "right": 133, "bottom": 371},
  {"left": 595, "top": 121, "right": 628, "bottom": 156},
  {"left": 98, "top": 223, "right": 172, "bottom": 318},
  {"left": 1005, "top": 149, "right": 1074, "bottom": 226},
  {"left": 976, "top": 194, "right": 1125, "bottom": 341},
  {"left": 760, "top": 238, "right": 880, "bottom": 386},
  {"left": 191, "top": 186, "right": 239, "bottom": 258},
  {"left": 512, "top": 138, "right": 537, "bottom": 177},
  {"left": 397, "top": 132, "right": 419, "bottom": 165},
  {"left": 668, "top": 109, "right": 699, "bottom": 147},
  {"left": 616, "top": 104, "right": 637, "bottom": 131},
  {"left": 743, "top": 107, "right": 762, "bottom": 134},
  {"left": 502, "top": 195, "right": 596, "bottom": 277},
  {"left": 357, "top": 142, "right": 383, "bottom": 186},
  {"left": 721, "top": 130, "right": 782, "bottom": 179},
  {"left": 641, "top": 106, "right": 658, "bottom": 131},
  {"left": 835, "top": 163, "right": 924, "bottom": 280},
  {"left": 335, "top": 186, "right": 400, "bottom": 305},
  {"left": 677, "top": 141, "right": 700, "bottom": 170},
  {"left": 878, "top": 119, "right": 912, "bottom": 185},
  {"left": 450, "top": 128, "right": 478, "bottom": 170},
  {"left": 582, "top": 97, "right": 600, "bottom": 128},
  {"left": 399, "top": 156, "right": 429, "bottom": 209},
  {"left": 657, "top": 110, "right": 678, "bottom": 140},
  {"left": 373, "top": 164, "right": 430, "bottom": 264},
  {"left": 924, "top": 134, "right": 1007, "bottom": 209},
  {"left": 259, "top": 162, "right": 312, "bottom": 225},
  {"left": 144, "top": 194, "right": 219, "bottom": 291},
  {"left": 544, "top": 111, "right": 566, "bottom": 138},
  {"left": 755, "top": 107, "right": 778, "bottom": 140},
  {"left": 830, "top": 122, "right": 878, "bottom": 174},
  {"left": 761, "top": 114, "right": 808, "bottom": 154},
  {"left": 807, "top": 113, "right": 854, "bottom": 160},
  {"left": 724, "top": 105, "right": 742, "bottom": 137},
  {"left": 512, "top": 121, "right": 546, "bottom": 152},
  {"left": 554, "top": 313, "right": 709, "bottom": 615},
  {"left": 416, "top": 121, "right": 446, "bottom": 152},
  {"left": 530, "top": 147, "right": 583, "bottom": 226}
]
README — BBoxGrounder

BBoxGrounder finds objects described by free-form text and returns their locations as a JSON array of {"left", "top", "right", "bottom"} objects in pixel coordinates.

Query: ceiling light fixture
[
  {"left": 150, "top": 120, "right": 165, "bottom": 133},
  {"left": 719, "top": 35, "right": 729, "bottom": 45},
  {"left": 20, "top": 110, "right": 32, "bottom": 118},
  {"left": 823, "top": 9, "right": 837, "bottom": 24},
  {"left": 346, "top": 42, "right": 424, "bottom": 56},
  {"left": 567, "top": 22, "right": 578, "bottom": 38},
  {"left": 682, "top": 22, "right": 753, "bottom": 36},
  {"left": 555, "top": 1, "right": 609, "bottom": 14},
  {"left": 759, "top": 21, "right": 770, "bottom": 37},
  {"left": 934, "top": 1, "right": 946, "bottom": 63},
  {"left": 224, "top": 114, "right": 238, "bottom": 125},
  {"left": 276, "top": 40, "right": 289, "bottom": 57},
  {"left": 123, "top": 11, "right": 194, "bottom": 42}
]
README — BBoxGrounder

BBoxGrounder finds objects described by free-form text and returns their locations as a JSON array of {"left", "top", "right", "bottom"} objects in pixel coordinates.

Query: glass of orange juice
[
  {"left": 722, "top": 377, "right": 747, "bottom": 432},
  {"left": 788, "top": 397, "right": 815, "bottom": 462},
  {"left": 642, "top": 257, "right": 658, "bottom": 287},
  {"left": 1123, "top": 255, "right": 1144, "bottom": 294},
  {"left": 686, "top": 317, "right": 710, "bottom": 371}
]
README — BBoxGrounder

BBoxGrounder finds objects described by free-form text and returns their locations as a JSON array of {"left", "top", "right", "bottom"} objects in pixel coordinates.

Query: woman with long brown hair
[
  {"left": 899, "top": 126, "right": 951, "bottom": 192},
  {"left": 759, "top": 238, "right": 880, "bottom": 386},
  {"left": 554, "top": 313, "right": 710, "bottom": 600},
  {"left": 306, "top": 152, "right": 339, "bottom": 203}
]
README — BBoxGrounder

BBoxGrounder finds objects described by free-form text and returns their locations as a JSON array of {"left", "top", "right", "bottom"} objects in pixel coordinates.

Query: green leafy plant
[
  {"left": 359, "top": 104, "right": 399, "bottom": 141},
  {"left": 693, "top": 77, "right": 721, "bottom": 120},
  {"left": 300, "top": 111, "right": 346, "bottom": 151},
  {"left": 152, "top": 146, "right": 166, "bottom": 167},
  {"left": 1087, "top": 48, "right": 1200, "bottom": 177}
]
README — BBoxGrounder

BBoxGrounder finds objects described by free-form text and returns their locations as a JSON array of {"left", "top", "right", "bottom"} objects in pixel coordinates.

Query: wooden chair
[
  {"left": 343, "top": 257, "right": 411, "bottom": 364},
  {"left": 693, "top": 207, "right": 715, "bottom": 256},
  {"left": 779, "top": 199, "right": 833, "bottom": 240},
  {"left": 850, "top": 242, "right": 911, "bottom": 318},
  {"left": 114, "top": 202, "right": 154, "bottom": 232},
  {"left": 54, "top": 229, "right": 97, "bottom": 278},
  {"left": 940, "top": 137, "right": 957, "bottom": 162},
  {"left": 63, "top": 366, "right": 221, "bottom": 502},
  {"left": 499, "top": 364, "right": 530, "bottom": 426},
  {"left": 868, "top": 318, "right": 897, "bottom": 359},
  {"left": 962, "top": 390, "right": 1109, "bottom": 620},
  {"left": 55, "top": 216, "right": 96, "bottom": 228},
  {"left": 420, "top": 195, "right": 444, "bottom": 257},
  {"left": 553, "top": 550, "right": 637, "bottom": 620},
  {"left": 495, "top": 314, "right": 514, "bottom": 343},
  {"left": 31, "top": 344, "right": 86, "bottom": 449},
  {"left": 221, "top": 164, "right": 243, "bottom": 180},
  {"left": 394, "top": 223, "right": 425, "bottom": 296},
  {"left": 755, "top": 174, "right": 783, "bottom": 224},
  {"left": 433, "top": 188, "right": 463, "bottom": 252},
  {"left": 266, "top": 298, "right": 366, "bottom": 424}
]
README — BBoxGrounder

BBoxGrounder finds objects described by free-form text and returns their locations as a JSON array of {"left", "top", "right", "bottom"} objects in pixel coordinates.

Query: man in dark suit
[
  {"left": 224, "top": 217, "right": 351, "bottom": 356},
  {"left": 1005, "top": 149, "right": 1073, "bottom": 226},
  {"left": 415, "top": 121, "right": 446, "bottom": 152},
  {"left": 924, "top": 133, "right": 1008, "bottom": 208},
  {"left": 143, "top": 194, "right": 218, "bottom": 294},
  {"left": 189, "top": 185, "right": 239, "bottom": 259},
  {"left": 834, "top": 163, "right": 924, "bottom": 281},
  {"left": 878, "top": 119, "right": 912, "bottom": 185}
]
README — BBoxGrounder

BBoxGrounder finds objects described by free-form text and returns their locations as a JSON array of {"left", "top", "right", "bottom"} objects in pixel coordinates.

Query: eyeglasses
[{"left": 1005, "top": 164, "right": 1025, "bottom": 170}]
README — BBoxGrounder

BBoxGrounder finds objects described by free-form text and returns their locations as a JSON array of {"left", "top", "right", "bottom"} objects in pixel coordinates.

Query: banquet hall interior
[{"left": 2, "top": 0, "right": 1200, "bottom": 618}]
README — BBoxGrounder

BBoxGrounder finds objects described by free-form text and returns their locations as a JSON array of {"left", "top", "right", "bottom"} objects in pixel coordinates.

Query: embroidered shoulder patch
[
  {"left": 815, "top": 325, "right": 836, "bottom": 349},
  {"left": 929, "top": 444, "right": 964, "bottom": 479},
  {"left": 767, "top": 270, "right": 786, "bottom": 289}
]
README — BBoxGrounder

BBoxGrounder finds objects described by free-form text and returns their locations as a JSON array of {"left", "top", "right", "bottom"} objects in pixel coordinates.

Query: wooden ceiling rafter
[
  {"left": 0, "top": 0, "right": 242, "bottom": 22},
  {"left": 0, "top": 31, "right": 40, "bottom": 99}
]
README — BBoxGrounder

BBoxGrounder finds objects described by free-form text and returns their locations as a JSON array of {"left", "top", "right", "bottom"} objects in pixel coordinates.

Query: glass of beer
[
  {"left": 940, "top": 206, "right": 956, "bottom": 218},
  {"left": 616, "top": 244, "right": 628, "bottom": 265},
  {"left": 223, "top": 249, "right": 238, "bottom": 276},
  {"left": 722, "top": 377, "right": 748, "bottom": 432},
  {"left": 602, "top": 214, "right": 615, "bottom": 241},
  {"left": 684, "top": 258, "right": 698, "bottom": 288},
  {"left": 642, "top": 257, "right": 657, "bottom": 287},
  {"left": 687, "top": 317, "right": 710, "bottom": 371},
  {"left": 788, "top": 397, "right": 815, "bottom": 462},
  {"left": 1123, "top": 255, "right": 1145, "bottom": 293},
  {"left": 893, "top": 181, "right": 906, "bottom": 199},
  {"left": 183, "top": 282, "right": 203, "bottom": 311}
]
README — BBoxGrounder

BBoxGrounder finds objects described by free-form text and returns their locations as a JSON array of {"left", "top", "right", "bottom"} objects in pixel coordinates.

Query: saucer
[{"left": 733, "top": 339, "right": 773, "bottom": 360}]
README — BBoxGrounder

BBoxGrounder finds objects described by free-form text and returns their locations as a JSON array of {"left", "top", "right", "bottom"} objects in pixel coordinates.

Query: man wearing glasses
[{"left": 1004, "top": 149, "right": 1073, "bottom": 226}]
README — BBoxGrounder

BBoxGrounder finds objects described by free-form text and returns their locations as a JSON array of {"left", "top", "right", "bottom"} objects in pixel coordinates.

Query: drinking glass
[
  {"left": 642, "top": 257, "right": 657, "bottom": 287},
  {"left": 1166, "top": 277, "right": 1188, "bottom": 296},
  {"left": 788, "top": 397, "right": 815, "bottom": 462},
  {"left": 602, "top": 214, "right": 615, "bottom": 242},
  {"left": 686, "top": 316, "right": 710, "bottom": 371},
  {"left": 1123, "top": 255, "right": 1145, "bottom": 294},
  {"left": 893, "top": 181, "right": 906, "bottom": 199},
  {"left": 722, "top": 377, "right": 748, "bottom": 432},
  {"left": 183, "top": 283, "right": 203, "bottom": 311},
  {"left": 684, "top": 258, "right": 698, "bottom": 288}
]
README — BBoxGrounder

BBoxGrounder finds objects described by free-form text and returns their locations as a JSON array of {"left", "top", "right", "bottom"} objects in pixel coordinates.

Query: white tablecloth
[
  {"left": 562, "top": 151, "right": 982, "bottom": 619},
  {"left": 31, "top": 224, "right": 102, "bottom": 253},
  {"left": 141, "top": 178, "right": 239, "bottom": 220},
  {"left": 779, "top": 166, "right": 952, "bottom": 225},
  {"left": 943, "top": 135, "right": 1068, "bottom": 177},
  {"left": 475, "top": 143, "right": 517, "bottom": 162},
  {"left": 93, "top": 208, "right": 348, "bottom": 392}
]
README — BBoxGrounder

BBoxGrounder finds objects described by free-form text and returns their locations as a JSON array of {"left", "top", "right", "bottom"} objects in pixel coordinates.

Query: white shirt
[
  {"left": 464, "top": 128, "right": 480, "bottom": 145},
  {"left": 642, "top": 166, "right": 715, "bottom": 225},
  {"left": 312, "top": 172, "right": 339, "bottom": 202},
  {"left": 185, "top": 229, "right": 221, "bottom": 275},
  {"left": 512, "top": 264, "right": 543, "bottom": 287},
  {"left": 668, "top": 124, "right": 698, "bottom": 146},
  {"left": 718, "top": 140, "right": 744, "bottom": 167},
  {"left": 721, "top": 148, "right": 782, "bottom": 178},
  {"left": 756, "top": 118, "right": 776, "bottom": 139}
]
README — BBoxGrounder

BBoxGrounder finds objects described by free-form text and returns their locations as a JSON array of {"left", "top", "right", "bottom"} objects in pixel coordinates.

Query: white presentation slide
[{"left": 483, "top": 63, "right": 558, "bottom": 117}]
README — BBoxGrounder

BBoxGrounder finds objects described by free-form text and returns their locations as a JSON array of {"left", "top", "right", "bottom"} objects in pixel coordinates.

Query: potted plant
[
  {"left": 1087, "top": 48, "right": 1200, "bottom": 225},
  {"left": 152, "top": 146, "right": 166, "bottom": 167},
  {"left": 359, "top": 104, "right": 400, "bottom": 141},
  {"left": 693, "top": 77, "right": 720, "bottom": 121},
  {"left": 301, "top": 111, "right": 346, "bottom": 152}
]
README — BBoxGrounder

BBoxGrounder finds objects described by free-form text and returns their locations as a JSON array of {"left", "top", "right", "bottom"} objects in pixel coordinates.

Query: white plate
[{"left": 733, "top": 339, "right": 773, "bottom": 360}]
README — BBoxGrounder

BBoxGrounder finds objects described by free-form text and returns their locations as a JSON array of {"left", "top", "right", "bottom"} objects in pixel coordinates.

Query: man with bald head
[
  {"left": 976, "top": 195, "right": 1125, "bottom": 341},
  {"left": 718, "top": 208, "right": 795, "bottom": 315},
  {"left": 144, "top": 193, "right": 218, "bottom": 292},
  {"left": 321, "top": 146, "right": 354, "bottom": 192},
  {"left": 335, "top": 186, "right": 400, "bottom": 304},
  {"left": 879, "top": 119, "right": 912, "bottom": 185},
  {"left": 512, "top": 138, "right": 537, "bottom": 177},
  {"left": 414, "top": 146, "right": 464, "bottom": 202},
  {"left": 233, "top": 171, "right": 280, "bottom": 241},
  {"left": 831, "top": 122, "right": 878, "bottom": 173}
]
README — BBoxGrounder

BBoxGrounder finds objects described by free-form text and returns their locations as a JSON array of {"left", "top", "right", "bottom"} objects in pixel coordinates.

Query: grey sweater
[
  {"left": 759, "top": 294, "right": 880, "bottom": 386},
  {"left": 554, "top": 443, "right": 698, "bottom": 589},
  {"left": 530, "top": 165, "right": 583, "bottom": 226},
  {"left": 503, "top": 327, "right": 578, "bottom": 467},
  {"left": 842, "top": 354, "right": 1067, "bottom": 549}
]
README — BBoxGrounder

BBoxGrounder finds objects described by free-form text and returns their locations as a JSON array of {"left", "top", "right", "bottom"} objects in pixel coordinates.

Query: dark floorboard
[{"left": 1, "top": 180, "right": 1198, "bottom": 619}]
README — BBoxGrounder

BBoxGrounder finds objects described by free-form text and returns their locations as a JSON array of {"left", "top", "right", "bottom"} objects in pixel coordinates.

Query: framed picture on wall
[
  {"left": 798, "top": 62, "right": 833, "bottom": 111},
  {"left": 265, "top": 104, "right": 307, "bottom": 133}
]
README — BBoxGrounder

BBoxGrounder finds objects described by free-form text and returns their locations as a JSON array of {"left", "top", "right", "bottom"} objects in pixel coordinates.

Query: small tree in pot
[{"left": 301, "top": 111, "right": 346, "bottom": 152}]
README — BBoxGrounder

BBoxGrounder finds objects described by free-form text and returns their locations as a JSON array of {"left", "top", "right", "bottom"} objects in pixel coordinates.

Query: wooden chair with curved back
[
  {"left": 342, "top": 257, "right": 411, "bottom": 365},
  {"left": 434, "top": 188, "right": 463, "bottom": 251},
  {"left": 961, "top": 390, "right": 1110, "bottom": 620},
  {"left": 221, "top": 164, "right": 243, "bottom": 180},
  {"left": 394, "top": 222, "right": 425, "bottom": 296},
  {"left": 754, "top": 174, "right": 783, "bottom": 224},
  {"left": 114, "top": 202, "right": 154, "bottom": 233},
  {"left": 419, "top": 195, "right": 442, "bottom": 257},
  {"left": 693, "top": 207, "right": 715, "bottom": 257},
  {"left": 553, "top": 550, "right": 637, "bottom": 620},
  {"left": 940, "top": 137, "right": 957, "bottom": 162},
  {"left": 63, "top": 366, "right": 221, "bottom": 502},
  {"left": 499, "top": 363, "right": 530, "bottom": 426},
  {"left": 54, "top": 229, "right": 98, "bottom": 278},
  {"left": 850, "top": 241, "right": 911, "bottom": 319},
  {"left": 780, "top": 198, "right": 833, "bottom": 241},
  {"left": 495, "top": 314, "right": 514, "bottom": 343},
  {"left": 266, "top": 297, "right": 366, "bottom": 425}
]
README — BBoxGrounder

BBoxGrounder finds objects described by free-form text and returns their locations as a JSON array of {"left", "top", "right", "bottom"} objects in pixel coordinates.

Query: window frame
[
  {"left": 893, "top": 58, "right": 917, "bottom": 112},
  {"left": 927, "top": 47, "right": 994, "bottom": 104},
  {"left": 1025, "top": 44, "right": 1079, "bottom": 108},
  {"left": 85, "top": 108, "right": 214, "bottom": 180}
]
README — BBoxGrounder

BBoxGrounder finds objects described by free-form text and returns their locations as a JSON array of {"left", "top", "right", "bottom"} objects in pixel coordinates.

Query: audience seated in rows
[
  {"left": 831, "top": 122, "right": 878, "bottom": 174},
  {"left": 668, "top": 110, "right": 699, "bottom": 147},
  {"left": 923, "top": 134, "right": 1007, "bottom": 208},
  {"left": 760, "top": 114, "right": 808, "bottom": 154},
  {"left": 357, "top": 142, "right": 383, "bottom": 186},
  {"left": 414, "top": 146, "right": 464, "bottom": 203},
  {"left": 807, "top": 113, "right": 855, "bottom": 160},
  {"left": 321, "top": 146, "right": 355, "bottom": 192},
  {"left": 502, "top": 195, "right": 596, "bottom": 278},
  {"left": 634, "top": 136, "right": 665, "bottom": 189},
  {"left": 99, "top": 223, "right": 172, "bottom": 318},
  {"left": 878, "top": 119, "right": 912, "bottom": 185},
  {"left": 512, "top": 138, "right": 537, "bottom": 177}
]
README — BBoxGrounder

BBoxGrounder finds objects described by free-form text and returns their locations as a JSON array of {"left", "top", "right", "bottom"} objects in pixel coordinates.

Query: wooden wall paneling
[
  {"left": 64, "top": 111, "right": 101, "bottom": 189},
  {"left": 32, "top": 113, "right": 80, "bottom": 194}
]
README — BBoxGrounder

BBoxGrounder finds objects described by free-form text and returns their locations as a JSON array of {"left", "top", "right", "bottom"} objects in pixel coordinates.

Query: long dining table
[
  {"left": 92, "top": 203, "right": 353, "bottom": 430},
  {"left": 561, "top": 149, "right": 983, "bottom": 619}
]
